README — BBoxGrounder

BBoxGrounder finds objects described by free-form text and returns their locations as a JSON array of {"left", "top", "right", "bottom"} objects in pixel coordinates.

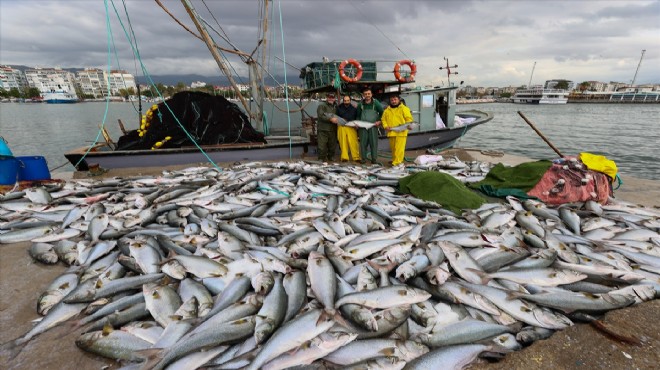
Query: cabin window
[{"left": 422, "top": 94, "right": 434, "bottom": 108}]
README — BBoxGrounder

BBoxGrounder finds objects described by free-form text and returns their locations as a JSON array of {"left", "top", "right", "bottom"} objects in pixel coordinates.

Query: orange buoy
[
  {"left": 394, "top": 60, "right": 417, "bottom": 83},
  {"left": 339, "top": 59, "right": 363, "bottom": 83}
]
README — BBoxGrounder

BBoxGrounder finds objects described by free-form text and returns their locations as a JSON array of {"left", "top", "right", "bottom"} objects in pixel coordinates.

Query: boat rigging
[
  {"left": 630, "top": 49, "right": 646, "bottom": 87},
  {"left": 438, "top": 57, "right": 459, "bottom": 86}
]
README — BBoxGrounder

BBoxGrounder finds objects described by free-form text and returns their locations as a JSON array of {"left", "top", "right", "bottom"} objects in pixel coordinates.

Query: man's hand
[
  {"left": 330, "top": 118, "right": 338, "bottom": 124},
  {"left": 374, "top": 121, "right": 381, "bottom": 126}
]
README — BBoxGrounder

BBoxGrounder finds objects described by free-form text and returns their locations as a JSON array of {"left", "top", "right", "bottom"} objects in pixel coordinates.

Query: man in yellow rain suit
[
  {"left": 336, "top": 95, "right": 360, "bottom": 162},
  {"left": 381, "top": 94, "right": 413, "bottom": 166}
]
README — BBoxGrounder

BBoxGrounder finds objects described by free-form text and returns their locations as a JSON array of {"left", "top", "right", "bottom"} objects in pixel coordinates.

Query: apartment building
[
  {"left": 24, "top": 68, "right": 78, "bottom": 97},
  {"left": 0, "top": 65, "right": 29, "bottom": 91},
  {"left": 77, "top": 68, "right": 108, "bottom": 98},
  {"left": 106, "top": 70, "right": 137, "bottom": 95}
]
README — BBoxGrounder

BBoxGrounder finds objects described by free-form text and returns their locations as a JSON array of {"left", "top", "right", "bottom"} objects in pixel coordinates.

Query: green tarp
[
  {"left": 398, "top": 171, "right": 486, "bottom": 214},
  {"left": 469, "top": 160, "right": 553, "bottom": 193}
]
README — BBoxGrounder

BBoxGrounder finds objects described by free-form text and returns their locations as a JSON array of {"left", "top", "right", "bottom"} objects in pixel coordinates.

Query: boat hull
[
  {"left": 45, "top": 99, "right": 78, "bottom": 104},
  {"left": 42, "top": 91, "right": 79, "bottom": 104},
  {"left": 512, "top": 89, "right": 568, "bottom": 104},
  {"left": 66, "top": 138, "right": 310, "bottom": 171},
  {"left": 64, "top": 111, "right": 491, "bottom": 171}
]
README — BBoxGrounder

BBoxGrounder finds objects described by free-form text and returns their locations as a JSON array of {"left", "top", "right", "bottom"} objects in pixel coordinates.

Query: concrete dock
[{"left": 1, "top": 148, "right": 658, "bottom": 369}]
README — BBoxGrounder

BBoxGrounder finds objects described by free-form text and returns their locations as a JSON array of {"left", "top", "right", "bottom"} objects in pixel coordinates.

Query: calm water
[{"left": 0, "top": 101, "right": 658, "bottom": 180}]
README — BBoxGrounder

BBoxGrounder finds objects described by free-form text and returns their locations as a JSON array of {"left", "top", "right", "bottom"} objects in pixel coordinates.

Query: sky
[{"left": 1, "top": 0, "right": 658, "bottom": 88}]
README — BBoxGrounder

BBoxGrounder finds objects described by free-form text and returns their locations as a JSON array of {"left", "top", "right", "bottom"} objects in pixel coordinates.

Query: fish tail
[
  {"left": 134, "top": 348, "right": 163, "bottom": 370},
  {"left": 0, "top": 337, "right": 28, "bottom": 361}
]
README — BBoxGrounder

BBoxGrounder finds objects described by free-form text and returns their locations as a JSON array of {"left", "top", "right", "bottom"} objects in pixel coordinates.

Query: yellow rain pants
[
  {"left": 338, "top": 126, "right": 361, "bottom": 161},
  {"left": 389, "top": 136, "right": 407, "bottom": 166}
]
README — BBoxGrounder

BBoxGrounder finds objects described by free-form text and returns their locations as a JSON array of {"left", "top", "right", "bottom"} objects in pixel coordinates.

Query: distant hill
[
  {"left": 5, "top": 65, "right": 301, "bottom": 86},
  {"left": 138, "top": 74, "right": 301, "bottom": 87}
]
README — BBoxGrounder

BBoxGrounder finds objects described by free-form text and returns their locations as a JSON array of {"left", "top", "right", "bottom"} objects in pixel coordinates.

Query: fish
[
  {"left": 389, "top": 122, "right": 420, "bottom": 132},
  {"left": 345, "top": 120, "right": 377, "bottom": 129}
]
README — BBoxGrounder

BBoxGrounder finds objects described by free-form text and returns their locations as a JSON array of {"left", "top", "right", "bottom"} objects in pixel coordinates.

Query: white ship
[
  {"left": 512, "top": 88, "right": 568, "bottom": 104},
  {"left": 42, "top": 86, "right": 78, "bottom": 104}
]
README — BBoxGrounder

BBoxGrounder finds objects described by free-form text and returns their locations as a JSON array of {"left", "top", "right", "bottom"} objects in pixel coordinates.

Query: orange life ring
[
  {"left": 339, "top": 59, "right": 363, "bottom": 83},
  {"left": 394, "top": 60, "right": 417, "bottom": 83}
]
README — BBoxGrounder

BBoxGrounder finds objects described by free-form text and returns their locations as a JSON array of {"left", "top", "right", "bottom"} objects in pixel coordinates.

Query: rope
[
  {"left": 277, "top": 0, "right": 293, "bottom": 158},
  {"left": 111, "top": 0, "right": 222, "bottom": 171},
  {"left": 154, "top": 0, "right": 250, "bottom": 58},
  {"left": 257, "top": 186, "right": 290, "bottom": 197},
  {"left": 348, "top": 2, "right": 411, "bottom": 60},
  {"left": 119, "top": 0, "right": 140, "bottom": 114},
  {"left": 71, "top": 0, "right": 114, "bottom": 171}
]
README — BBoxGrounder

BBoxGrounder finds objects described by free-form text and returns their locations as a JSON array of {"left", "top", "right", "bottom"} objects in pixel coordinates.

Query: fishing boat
[
  {"left": 511, "top": 88, "right": 568, "bottom": 104},
  {"left": 65, "top": 73, "right": 492, "bottom": 170},
  {"left": 64, "top": 2, "right": 492, "bottom": 171}
]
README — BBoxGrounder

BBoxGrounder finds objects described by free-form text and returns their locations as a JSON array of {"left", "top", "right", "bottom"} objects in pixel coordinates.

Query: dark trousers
[
  {"left": 358, "top": 127, "right": 379, "bottom": 163},
  {"left": 317, "top": 129, "right": 337, "bottom": 161}
]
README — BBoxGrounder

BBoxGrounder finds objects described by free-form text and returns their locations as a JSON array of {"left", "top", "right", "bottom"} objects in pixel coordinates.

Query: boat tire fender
[
  {"left": 339, "top": 59, "right": 363, "bottom": 83},
  {"left": 394, "top": 60, "right": 417, "bottom": 83}
]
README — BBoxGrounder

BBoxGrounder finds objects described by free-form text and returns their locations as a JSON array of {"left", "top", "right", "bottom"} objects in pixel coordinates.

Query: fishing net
[{"left": 116, "top": 91, "right": 266, "bottom": 150}]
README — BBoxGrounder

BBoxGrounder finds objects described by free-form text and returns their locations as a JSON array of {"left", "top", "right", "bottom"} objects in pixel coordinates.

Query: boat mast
[
  {"left": 630, "top": 49, "right": 646, "bottom": 87},
  {"left": 527, "top": 61, "right": 536, "bottom": 88},
  {"left": 248, "top": 0, "right": 269, "bottom": 132},
  {"left": 180, "top": 0, "right": 254, "bottom": 119},
  {"left": 438, "top": 57, "right": 458, "bottom": 86}
]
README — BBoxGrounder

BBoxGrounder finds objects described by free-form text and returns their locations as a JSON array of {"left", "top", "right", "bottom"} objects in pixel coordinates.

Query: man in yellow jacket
[{"left": 381, "top": 95, "right": 413, "bottom": 166}]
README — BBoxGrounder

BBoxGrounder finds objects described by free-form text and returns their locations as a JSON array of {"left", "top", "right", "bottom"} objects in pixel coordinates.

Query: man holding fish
[
  {"left": 335, "top": 95, "right": 361, "bottom": 162},
  {"left": 381, "top": 94, "right": 414, "bottom": 166},
  {"left": 316, "top": 93, "right": 338, "bottom": 162},
  {"left": 356, "top": 88, "right": 383, "bottom": 165}
]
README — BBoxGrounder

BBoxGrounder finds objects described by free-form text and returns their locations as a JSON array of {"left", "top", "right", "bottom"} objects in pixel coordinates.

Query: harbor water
[{"left": 0, "top": 101, "right": 658, "bottom": 180}]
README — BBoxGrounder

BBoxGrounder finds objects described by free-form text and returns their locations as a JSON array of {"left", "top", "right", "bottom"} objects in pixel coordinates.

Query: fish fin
[
  {"left": 505, "top": 291, "right": 525, "bottom": 300},
  {"left": 332, "top": 310, "right": 353, "bottom": 329},
  {"left": 465, "top": 268, "right": 490, "bottom": 284},
  {"left": 101, "top": 322, "right": 114, "bottom": 336},
  {"left": 379, "top": 347, "right": 397, "bottom": 356}
]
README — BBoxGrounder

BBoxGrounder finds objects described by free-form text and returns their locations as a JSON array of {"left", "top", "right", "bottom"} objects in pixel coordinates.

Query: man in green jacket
[
  {"left": 316, "top": 93, "right": 338, "bottom": 161},
  {"left": 356, "top": 88, "right": 383, "bottom": 164}
]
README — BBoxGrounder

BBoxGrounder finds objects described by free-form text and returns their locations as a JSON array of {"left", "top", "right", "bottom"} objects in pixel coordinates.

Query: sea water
[{"left": 0, "top": 101, "right": 658, "bottom": 180}]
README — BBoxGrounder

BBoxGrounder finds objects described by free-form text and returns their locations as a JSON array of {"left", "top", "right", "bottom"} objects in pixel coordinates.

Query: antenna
[
  {"left": 528, "top": 61, "right": 536, "bottom": 88},
  {"left": 438, "top": 57, "right": 459, "bottom": 86},
  {"left": 630, "top": 50, "right": 646, "bottom": 87}
]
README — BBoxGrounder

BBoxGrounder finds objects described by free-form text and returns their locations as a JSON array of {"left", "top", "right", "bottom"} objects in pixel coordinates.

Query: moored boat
[
  {"left": 512, "top": 88, "right": 568, "bottom": 104},
  {"left": 42, "top": 89, "right": 78, "bottom": 104},
  {"left": 64, "top": 2, "right": 492, "bottom": 171}
]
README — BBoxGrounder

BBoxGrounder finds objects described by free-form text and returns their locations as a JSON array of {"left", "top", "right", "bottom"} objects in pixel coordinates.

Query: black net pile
[{"left": 116, "top": 91, "right": 266, "bottom": 151}]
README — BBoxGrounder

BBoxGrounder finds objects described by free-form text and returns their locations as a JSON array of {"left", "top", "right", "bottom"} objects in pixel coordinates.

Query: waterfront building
[
  {"left": 77, "top": 68, "right": 109, "bottom": 98},
  {"left": 0, "top": 65, "right": 29, "bottom": 91},
  {"left": 24, "top": 67, "right": 78, "bottom": 98},
  {"left": 106, "top": 70, "right": 137, "bottom": 96}
]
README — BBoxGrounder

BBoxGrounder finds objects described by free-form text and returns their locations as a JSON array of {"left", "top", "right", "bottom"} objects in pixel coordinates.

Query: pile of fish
[{"left": 1, "top": 160, "right": 659, "bottom": 370}]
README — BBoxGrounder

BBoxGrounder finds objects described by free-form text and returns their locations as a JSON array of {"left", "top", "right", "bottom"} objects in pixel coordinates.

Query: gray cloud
[{"left": 1, "top": 0, "right": 657, "bottom": 87}]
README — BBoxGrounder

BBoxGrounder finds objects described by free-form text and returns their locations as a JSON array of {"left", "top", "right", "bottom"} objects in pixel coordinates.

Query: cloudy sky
[{"left": 1, "top": 0, "right": 658, "bottom": 87}]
